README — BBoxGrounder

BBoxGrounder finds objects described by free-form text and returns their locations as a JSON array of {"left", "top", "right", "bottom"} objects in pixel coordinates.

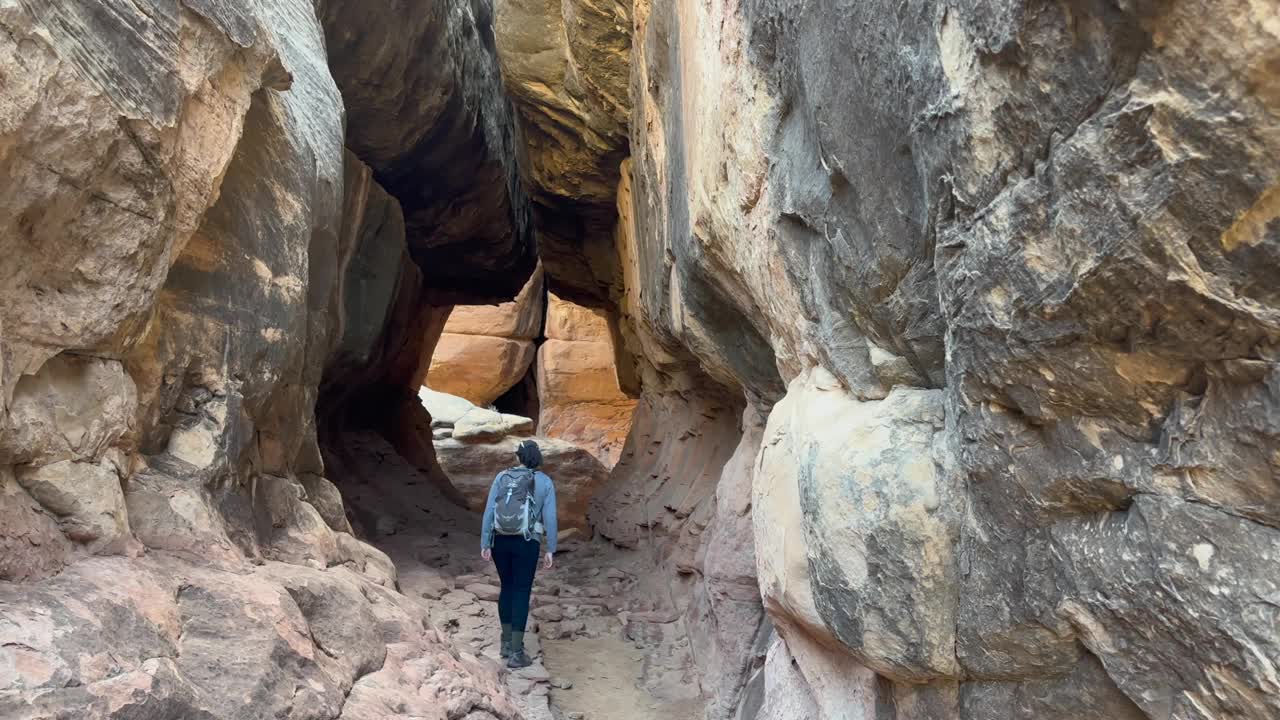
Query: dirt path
[{"left": 336, "top": 432, "right": 706, "bottom": 720}]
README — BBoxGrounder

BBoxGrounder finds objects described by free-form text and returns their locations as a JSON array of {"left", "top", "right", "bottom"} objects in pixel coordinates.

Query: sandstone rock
[
  {"left": 269, "top": 562, "right": 388, "bottom": 691},
  {"left": 453, "top": 410, "right": 537, "bottom": 443},
  {"left": 420, "top": 386, "right": 480, "bottom": 427},
  {"left": 961, "top": 652, "right": 1146, "bottom": 720},
  {"left": 532, "top": 605, "right": 564, "bottom": 623},
  {"left": 318, "top": 0, "right": 536, "bottom": 302},
  {"left": 749, "top": 633, "right": 821, "bottom": 720},
  {"left": 443, "top": 264, "right": 545, "bottom": 339},
  {"left": 15, "top": 458, "right": 130, "bottom": 554},
  {"left": 335, "top": 532, "right": 398, "bottom": 588},
  {"left": 491, "top": 0, "right": 631, "bottom": 302},
  {"left": 124, "top": 455, "right": 243, "bottom": 568},
  {"left": 0, "top": 1, "right": 277, "bottom": 404},
  {"left": 688, "top": 407, "right": 768, "bottom": 718},
  {"left": 0, "top": 355, "right": 137, "bottom": 467},
  {"left": 428, "top": 334, "right": 537, "bottom": 407},
  {"left": 299, "top": 472, "right": 353, "bottom": 534},
  {"left": 758, "top": 368, "right": 959, "bottom": 681},
  {"left": 419, "top": 387, "right": 536, "bottom": 442},
  {"left": 465, "top": 583, "right": 501, "bottom": 602},
  {"left": 588, "top": 384, "right": 743, "bottom": 551},
  {"left": 536, "top": 294, "right": 637, "bottom": 455},
  {"left": 0, "top": 467, "right": 73, "bottom": 581}
]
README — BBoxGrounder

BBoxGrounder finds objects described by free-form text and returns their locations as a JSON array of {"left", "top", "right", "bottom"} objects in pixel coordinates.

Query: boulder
[
  {"left": 756, "top": 368, "right": 960, "bottom": 681},
  {"left": 15, "top": 458, "right": 131, "bottom": 554},
  {"left": 0, "top": 355, "right": 137, "bottom": 467},
  {"left": 0, "top": 467, "right": 73, "bottom": 581},
  {"left": 418, "top": 387, "right": 535, "bottom": 441},
  {"left": 428, "top": 334, "right": 536, "bottom": 407},
  {"left": 0, "top": 1, "right": 278, "bottom": 403},
  {"left": 124, "top": 456, "right": 243, "bottom": 569},
  {"left": 318, "top": 0, "right": 536, "bottom": 301},
  {"left": 453, "top": 412, "right": 536, "bottom": 443},
  {"left": 443, "top": 264, "right": 545, "bottom": 339},
  {"left": 491, "top": 0, "right": 631, "bottom": 302}
]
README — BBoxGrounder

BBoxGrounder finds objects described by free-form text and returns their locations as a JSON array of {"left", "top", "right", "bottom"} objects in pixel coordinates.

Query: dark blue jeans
[{"left": 491, "top": 534, "right": 540, "bottom": 632}]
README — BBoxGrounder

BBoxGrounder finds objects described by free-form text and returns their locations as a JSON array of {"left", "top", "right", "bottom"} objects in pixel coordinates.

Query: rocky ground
[{"left": 336, "top": 431, "right": 705, "bottom": 720}]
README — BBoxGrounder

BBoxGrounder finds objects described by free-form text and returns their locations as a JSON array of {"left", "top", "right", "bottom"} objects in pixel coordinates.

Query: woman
[{"left": 480, "top": 439, "right": 557, "bottom": 669}]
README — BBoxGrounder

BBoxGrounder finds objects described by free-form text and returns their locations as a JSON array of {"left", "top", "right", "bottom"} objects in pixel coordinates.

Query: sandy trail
[{"left": 336, "top": 432, "right": 706, "bottom": 720}]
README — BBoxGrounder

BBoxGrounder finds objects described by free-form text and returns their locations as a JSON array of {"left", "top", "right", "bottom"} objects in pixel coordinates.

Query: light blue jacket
[{"left": 480, "top": 468, "right": 558, "bottom": 553}]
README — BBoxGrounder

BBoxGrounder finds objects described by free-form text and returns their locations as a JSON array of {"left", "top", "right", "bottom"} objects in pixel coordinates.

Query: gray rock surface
[
  {"left": 615, "top": 0, "right": 1280, "bottom": 716},
  {"left": 318, "top": 0, "right": 536, "bottom": 302}
]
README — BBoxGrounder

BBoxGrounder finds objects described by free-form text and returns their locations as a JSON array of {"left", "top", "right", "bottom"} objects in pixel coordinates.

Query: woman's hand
[
  {"left": 481, "top": 548, "right": 492, "bottom": 561},
  {"left": 543, "top": 552, "right": 554, "bottom": 570}
]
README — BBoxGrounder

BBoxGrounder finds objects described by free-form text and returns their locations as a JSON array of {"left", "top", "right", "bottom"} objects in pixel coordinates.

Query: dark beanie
[{"left": 516, "top": 439, "right": 543, "bottom": 469}]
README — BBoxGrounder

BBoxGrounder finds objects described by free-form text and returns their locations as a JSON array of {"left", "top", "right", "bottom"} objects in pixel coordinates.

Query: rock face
[
  {"left": 600, "top": 0, "right": 1280, "bottom": 717},
  {"left": 491, "top": 0, "right": 632, "bottom": 303},
  {"left": 317, "top": 0, "right": 536, "bottom": 302},
  {"left": 427, "top": 266, "right": 544, "bottom": 406},
  {"left": 2, "top": 0, "right": 1277, "bottom": 718},
  {"left": 537, "top": 293, "right": 638, "bottom": 466},
  {"left": 0, "top": 1, "right": 533, "bottom": 717}
]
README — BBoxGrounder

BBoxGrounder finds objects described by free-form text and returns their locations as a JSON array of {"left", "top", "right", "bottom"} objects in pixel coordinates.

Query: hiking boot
[
  {"left": 500, "top": 638, "right": 512, "bottom": 659},
  {"left": 506, "top": 650, "right": 533, "bottom": 669}
]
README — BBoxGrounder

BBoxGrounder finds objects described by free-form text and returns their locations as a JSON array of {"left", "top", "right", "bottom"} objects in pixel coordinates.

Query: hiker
[{"left": 480, "top": 439, "right": 558, "bottom": 669}]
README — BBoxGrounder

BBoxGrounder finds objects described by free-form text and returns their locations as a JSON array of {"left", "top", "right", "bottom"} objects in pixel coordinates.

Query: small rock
[
  {"left": 464, "top": 582, "right": 500, "bottom": 601},
  {"left": 532, "top": 605, "right": 564, "bottom": 622},
  {"left": 567, "top": 712, "right": 586, "bottom": 720},
  {"left": 442, "top": 590, "right": 478, "bottom": 608},
  {"left": 550, "top": 678, "right": 574, "bottom": 690},
  {"left": 604, "top": 568, "right": 626, "bottom": 580},
  {"left": 514, "top": 663, "right": 551, "bottom": 682},
  {"left": 418, "top": 577, "right": 450, "bottom": 600}
]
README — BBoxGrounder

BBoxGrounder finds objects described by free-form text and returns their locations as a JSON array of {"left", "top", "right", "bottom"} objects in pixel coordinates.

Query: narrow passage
[{"left": 337, "top": 431, "right": 706, "bottom": 720}]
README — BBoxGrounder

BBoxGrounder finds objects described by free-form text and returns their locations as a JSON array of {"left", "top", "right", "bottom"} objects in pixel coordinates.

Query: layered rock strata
[
  {"left": 492, "top": 0, "right": 633, "bottom": 303},
  {"left": 593, "top": 0, "right": 1280, "bottom": 718},
  {"left": 537, "top": 293, "right": 638, "bottom": 466},
  {"left": 0, "top": 1, "right": 533, "bottom": 717},
  {"left": 427, "top": 266, "right": 545, "bottom": 406}
]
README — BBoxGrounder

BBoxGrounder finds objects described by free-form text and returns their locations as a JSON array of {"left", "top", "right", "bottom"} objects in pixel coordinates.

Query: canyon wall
[
  {"left": 588, "top": 0, "right": 1280, "bottom": 718},
  {"left": 0, "top": 1, "right": 531, "bottom": 717},
  {"left": 0, "top": 1, "right": 1276, "bottom": 719}
]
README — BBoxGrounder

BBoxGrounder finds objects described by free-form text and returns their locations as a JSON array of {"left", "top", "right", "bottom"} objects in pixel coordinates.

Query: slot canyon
[{"left": 0, "top": 1, "right": 1277, "bottom": 719}]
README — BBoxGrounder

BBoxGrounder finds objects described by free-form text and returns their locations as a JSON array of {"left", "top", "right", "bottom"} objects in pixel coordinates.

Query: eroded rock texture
[
  {"left": 427, "top": 266, "right": 544, "bottom": 406},
  {"left": 1, "top": 0, "right": 1276, "bottom": 718},
  {"left": 0, "top": 1, "right": 532, "bottom": 717},
  {"left": 492, "top": 0, "right": 632, "bottom": 303},
  {"left": 318, "top": 0, "right": 536, "bottom": 302},
  {"left": 603, "top": 0, "right": 1280, "bottom": 718},
  {"left": 537, "top": 293, "right": 638, "bottom": 465}
]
